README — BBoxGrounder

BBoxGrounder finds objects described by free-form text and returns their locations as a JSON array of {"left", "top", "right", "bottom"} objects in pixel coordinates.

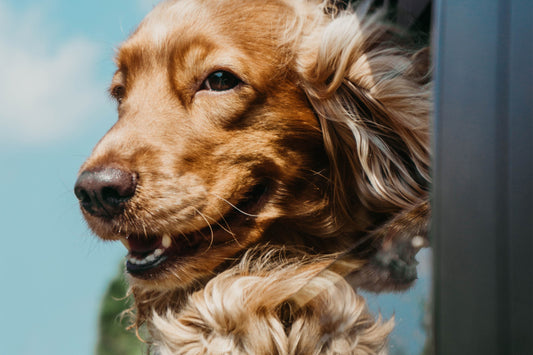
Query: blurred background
[{"left": 0, "top": 0, "right": 432, "bottom": 354}]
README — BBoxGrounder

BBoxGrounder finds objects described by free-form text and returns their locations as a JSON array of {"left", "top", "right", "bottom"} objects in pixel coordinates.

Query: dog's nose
[{"left": 74, "top": 168, "right": 137, "bottom": 217}]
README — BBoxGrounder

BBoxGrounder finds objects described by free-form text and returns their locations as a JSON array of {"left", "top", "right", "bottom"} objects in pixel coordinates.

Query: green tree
[{"left": 96, "top": 266, "right": 147, "bottom": 355}]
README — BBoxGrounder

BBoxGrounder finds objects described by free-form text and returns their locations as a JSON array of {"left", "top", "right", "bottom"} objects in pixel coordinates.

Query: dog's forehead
[
  {"left": 119, "top": 0, "right": 296, "bottom": 60},
  {"left": 112, "top": 0, "right": 303, "bottom": 87},
  {"left": 134, "top": 0, "right": 206, "bottom": 47}
]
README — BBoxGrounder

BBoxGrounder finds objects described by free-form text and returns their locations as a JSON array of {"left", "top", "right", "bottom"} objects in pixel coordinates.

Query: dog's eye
[
  {"left": 110, "top": 85, "right": 126, "bottom": 103},
  {"left": 201, "top": 71, "right": 241, "bottom": 91}
]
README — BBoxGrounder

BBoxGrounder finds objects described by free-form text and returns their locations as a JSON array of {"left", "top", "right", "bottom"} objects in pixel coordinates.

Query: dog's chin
[
  {"left": 121, "top": 223, "right": 254, "bottom": 284},
  {"left": 121, "top": 231, "right": 257, "bottom": 291}
]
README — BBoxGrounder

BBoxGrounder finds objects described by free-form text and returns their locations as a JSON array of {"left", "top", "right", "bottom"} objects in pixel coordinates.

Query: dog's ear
[{"left": 297, "top": 8, "right": 431, "bottom": 217}]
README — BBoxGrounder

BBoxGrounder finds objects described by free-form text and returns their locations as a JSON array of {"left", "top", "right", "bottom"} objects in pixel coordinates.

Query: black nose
[{"left": 74, "top": 168, "right": 137, "bottom": 218}]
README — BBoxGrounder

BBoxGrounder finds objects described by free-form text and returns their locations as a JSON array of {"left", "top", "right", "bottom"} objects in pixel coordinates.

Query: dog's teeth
[
  {"left": 125, "top": 234, "right": 170, "bottom": 267},
  {"left": 127, "top": 246, "right": 167, "bottom": 267},
  {"left": 162, "top": 234, "right": 172, "bottom": 248}
]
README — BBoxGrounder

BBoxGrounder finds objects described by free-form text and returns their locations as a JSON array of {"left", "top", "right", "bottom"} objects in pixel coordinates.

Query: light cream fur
[{"left": 149, "top": 249, "right": 394, "bottom": 355}]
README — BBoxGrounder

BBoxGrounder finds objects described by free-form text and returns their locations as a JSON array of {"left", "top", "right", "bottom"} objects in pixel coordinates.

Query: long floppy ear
[
  {"left": 297, "top": 5, "right": 431, "bottom": 218},
  {"left": 296, "top": 4, "right": 432, "bottom": 291}
]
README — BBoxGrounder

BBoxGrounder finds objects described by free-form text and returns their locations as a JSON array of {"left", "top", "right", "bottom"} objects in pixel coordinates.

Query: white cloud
[{"left": 0, "top": 1, "right": 107, "bottom": 145}]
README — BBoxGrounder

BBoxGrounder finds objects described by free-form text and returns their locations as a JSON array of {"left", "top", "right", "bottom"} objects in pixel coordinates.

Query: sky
[{"left": 0, "top": 0, "right": 431, "bottom": 354}]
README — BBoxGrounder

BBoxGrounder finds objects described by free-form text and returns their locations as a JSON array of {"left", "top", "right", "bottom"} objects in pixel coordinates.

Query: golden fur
[
  {"left": 76, "top": 0, "right": 431, "bottom": 352},
  {"left": 149, "top": 249, "right": 394, "bottom": 355}
]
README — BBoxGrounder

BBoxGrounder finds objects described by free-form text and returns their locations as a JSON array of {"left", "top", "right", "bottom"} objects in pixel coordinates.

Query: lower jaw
[
  {"left": 126, "top": 255, "right": 168, "bottom": 275},
  {"left": 122, "top": 182, "right": 273, "bottom": 279},
  {"left": 123, "top": 233, "right": 225, "bottom": 281},
  {"left": 124, "top": 246, "right": 244, "bottom": 289},
  {"left": 124, "top": 243, "right": 199, "bottom": 280},
  {"left": 123, "top": 227, "right": 266, "bottom": 285}
]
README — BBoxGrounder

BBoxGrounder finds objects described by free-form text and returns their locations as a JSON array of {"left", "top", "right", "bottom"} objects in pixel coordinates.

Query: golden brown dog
[{"left": 75, "top": 0, "right": 430, "bottom": 352}]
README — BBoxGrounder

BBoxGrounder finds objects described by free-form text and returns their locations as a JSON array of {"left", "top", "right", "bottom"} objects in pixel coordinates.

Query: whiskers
[
  {"left": 209, "top": 192, "right": 261, "bottom": 218},
  {"left": 115, "top": 186, "right": 267, "bottom": 260},
  {"left": 193, "top": 207, "right": 215, "bottom": 251},
  {"left": 193, "top": 206, "right": 246, "bottom": 252}
]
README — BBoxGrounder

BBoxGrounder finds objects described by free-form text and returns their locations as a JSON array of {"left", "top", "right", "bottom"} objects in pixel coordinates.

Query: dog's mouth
[
  {"left": 121, "top": 182, "right": 271, "bottom": 278},
  {"left": 122, "top": 230, "right": 204, "bottom": 276},
  {"left": 123, "top": 234, "right": 170, "bottom": 273}
]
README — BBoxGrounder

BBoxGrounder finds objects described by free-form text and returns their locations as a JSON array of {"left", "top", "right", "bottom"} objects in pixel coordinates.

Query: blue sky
[{"left": 0, "top": 0, "right": 431, "bottom": 354}]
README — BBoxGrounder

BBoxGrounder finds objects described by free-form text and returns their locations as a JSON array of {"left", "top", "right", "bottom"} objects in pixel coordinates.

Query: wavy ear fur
[
  {"left": 296, "top": 2, "right": 432, "bottom": 290},
  {"left": 298, "top": 5, "right": 431, "bottom": 217}
]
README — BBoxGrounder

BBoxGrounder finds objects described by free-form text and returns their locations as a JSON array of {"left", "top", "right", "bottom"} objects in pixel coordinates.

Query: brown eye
[
  {"left": 110, "top": 85, "right": 126, "bottom": 103},
  {"left": 201, "top": 71, "right": 241, "bottom": 91}
]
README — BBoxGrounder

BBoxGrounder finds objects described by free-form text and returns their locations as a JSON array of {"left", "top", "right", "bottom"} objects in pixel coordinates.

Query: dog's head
[{"left": 75, "top": 0, "right": 430, "bottom": 293}]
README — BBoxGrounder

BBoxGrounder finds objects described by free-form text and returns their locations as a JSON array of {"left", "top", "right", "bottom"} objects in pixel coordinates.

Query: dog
[{"left": 75, "top": 0, "right": 431, "bottom": 352}]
